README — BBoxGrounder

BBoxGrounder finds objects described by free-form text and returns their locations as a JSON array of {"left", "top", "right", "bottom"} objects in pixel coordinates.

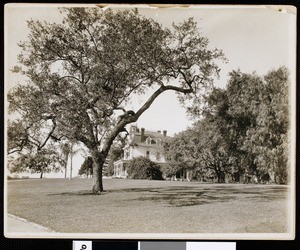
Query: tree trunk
[
  {"left": 69, "top": 143, "right": 74, "bottom": 180},
  {"left": 216, "top": 171, "right": 221, "bottom": 183},
  {"left": 64, "top": 155, "right": 68, "bottom": 179},
  {"left": 92, "top": 161, "right": 103, "bottom": 193},
  {"left": 91, "top": 150, "right": 108, "bottom": 194},
  {"left": 64, "top": 165, "right": 67, "bottom": 179},
  {"left": 40, "top": 171, "right": 43, "bottom": 179},
  {"left": 69, "top": 156, "right": 73, "bottom": 180},
  {"left": 86, "top": 85, "right": 193, "bottom": 193}
]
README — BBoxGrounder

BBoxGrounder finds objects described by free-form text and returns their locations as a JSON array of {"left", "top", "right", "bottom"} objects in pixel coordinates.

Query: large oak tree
[{"left": 8, "top": 7, "right": 225, "bottom": 193}]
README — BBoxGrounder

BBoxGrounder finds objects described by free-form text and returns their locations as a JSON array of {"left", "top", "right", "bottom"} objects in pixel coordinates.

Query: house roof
[{"left": 129, "top": 129, "right": 171, "bottom": 147}]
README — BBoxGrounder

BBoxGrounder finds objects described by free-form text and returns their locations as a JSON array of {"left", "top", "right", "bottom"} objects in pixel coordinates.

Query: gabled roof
[{"left": 128, "top": 129, "right": 171, "bottom": 147}]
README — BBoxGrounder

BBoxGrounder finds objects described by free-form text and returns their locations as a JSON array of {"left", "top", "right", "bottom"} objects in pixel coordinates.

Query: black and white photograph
[{"left": 4, "top": 4, "right": 296, "bottom": 239}]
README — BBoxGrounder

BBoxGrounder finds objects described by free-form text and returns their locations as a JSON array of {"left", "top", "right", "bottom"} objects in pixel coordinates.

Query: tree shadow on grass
[
  {"left": 48, "top": 190, "right": 109, "bottom": 196},
  {"left": 47, "top": 185, "right": 287, "bottom": 207},
  {"left": 135, "top": 192, "right": 235, "bottom": 207},
  {"left": 121, "top": 185, "right": 288, "bottom": 207}
]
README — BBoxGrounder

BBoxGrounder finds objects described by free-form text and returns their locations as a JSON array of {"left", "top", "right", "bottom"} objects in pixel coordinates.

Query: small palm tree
[
  {"left": 69, "top": 140, "right": 83, "bottom": 180},
  {"left": 60, "top": 142, "right": 71, "bottom": 179},
  {"left": 60, "top": 140, "right": 83, "bottom": 180}
]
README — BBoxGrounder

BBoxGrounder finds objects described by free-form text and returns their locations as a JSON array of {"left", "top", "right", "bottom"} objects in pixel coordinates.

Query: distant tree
[
  {"left": 164, "top": 118, "right": 231, "bottom": 183},
  {"left": 127, "top": 157, "right": 163, "bottom": 180},
  {"left": 9, "top": 146, "right": 63, "bottom": 178},
  {"left": 241, "top": 67, "right": 290, "bottom": 184},
  {"left": 202, "top": 67, "right": 290, "bottom": 184},
  {"left": 68, "top": 141, "right": 82, "bottom": 180},
  {"left": 160, "top": 161, "right": 182, "bottom": 179},
  {"left": 8, "top": 7, "right": 226, "bottom": 193},
  {"left": 167, "top": 67, "right": 290, "bottom": 184},
  {"left": 78, "top": 156, "right": 93, "bottom": 177},
  {"left": 59, "top": 141, "right": 71, "bottom": 178},
  {"left": 7, "top": 117, "right": 63, "bottom": 178},
  {"left": 225, "top": 70, "right": 264, "bottom": 179},
  {"left": 194, "top": 120, "right": 232, "bottom": 183},
  {"left": 163, "top": 128, "right": 203, "bottom": 180}
]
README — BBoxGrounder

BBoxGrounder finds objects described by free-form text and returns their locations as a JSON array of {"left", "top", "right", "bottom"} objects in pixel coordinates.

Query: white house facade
[{"left": 113, "top": 126, "right": 169, "bottom": 178}]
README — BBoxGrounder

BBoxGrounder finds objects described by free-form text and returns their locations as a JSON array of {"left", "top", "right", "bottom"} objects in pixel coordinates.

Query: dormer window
[
  {"left": 151, "top": 139, "right": 156, "bottom": 145},
  {"left": 146, "top": 137, "right": 157, "bottom": 145}
]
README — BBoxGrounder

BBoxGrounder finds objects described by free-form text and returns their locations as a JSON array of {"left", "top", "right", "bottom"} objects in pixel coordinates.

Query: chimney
[
  {"left": 141, "top": 128, "right": 145, "bottom": 142},
  {"left": 163, "top": 130, "right": 167, "bottom": 137}
]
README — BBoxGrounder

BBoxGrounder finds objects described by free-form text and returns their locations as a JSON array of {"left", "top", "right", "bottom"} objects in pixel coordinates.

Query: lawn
[{"left": 6, "top": 178, "right": 291, "bottom": 234}]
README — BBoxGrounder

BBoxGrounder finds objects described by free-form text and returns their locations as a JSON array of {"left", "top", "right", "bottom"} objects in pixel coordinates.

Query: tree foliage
[
  {"left": 78, "top": 156, "right": 93, "bottom": 177},
  {"left": 8, "top": 7, "right": 225, "bottom": 192},
  {"left": 165, "top": 67, "right": 290, "bottom": 184},
  {"left": 240, "top": 67, "right": 290, "bottom": 184},
  {"left": 164, "top": 120, "right": 231, "bottom": 183},
  {"left": 9, "top": 146, "right": 63, "bottom": 178},
  {"left": 59, "top": 140, "right": 72, "bottom": 178}
]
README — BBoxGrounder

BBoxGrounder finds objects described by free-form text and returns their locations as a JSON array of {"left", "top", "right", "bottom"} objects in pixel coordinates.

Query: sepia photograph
[{"left": 4, "top": 4, "right": 296, "bottom": 239}]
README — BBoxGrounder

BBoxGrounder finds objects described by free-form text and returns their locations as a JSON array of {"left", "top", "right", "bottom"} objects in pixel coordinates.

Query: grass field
[{"left": 6, "top": 178, "right": 291, "bottom": 234}]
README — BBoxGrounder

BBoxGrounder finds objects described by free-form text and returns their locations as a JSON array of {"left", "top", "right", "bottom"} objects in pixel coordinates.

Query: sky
[{"left": 5, "top": 4, "right": 296, "bottom": 177}]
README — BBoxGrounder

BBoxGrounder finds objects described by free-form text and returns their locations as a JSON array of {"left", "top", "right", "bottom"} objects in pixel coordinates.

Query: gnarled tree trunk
[
  {"left": 91, "top": 149, "right": 111, "bottom": 193},
  {"left": 90, "top": 86, "right": 194, "bottom": 193}
]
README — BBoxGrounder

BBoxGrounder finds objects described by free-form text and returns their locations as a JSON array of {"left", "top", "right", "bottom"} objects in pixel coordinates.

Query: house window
[
  {"left": 146, "top": 151, "right": 150, "bottom": 159},
  {"left": 146, "top": 137, "right": 157, "bottom": 145}
]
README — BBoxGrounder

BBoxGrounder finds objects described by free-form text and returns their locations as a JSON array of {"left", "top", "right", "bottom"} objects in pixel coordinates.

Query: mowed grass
[{"left": 7, "top": 178, "right": 290, "bottom": 234}]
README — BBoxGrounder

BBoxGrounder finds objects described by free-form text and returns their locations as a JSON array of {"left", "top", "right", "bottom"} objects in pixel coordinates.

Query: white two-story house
[{"left": 113, "top": 125, "right": 169, "bottom": 178}]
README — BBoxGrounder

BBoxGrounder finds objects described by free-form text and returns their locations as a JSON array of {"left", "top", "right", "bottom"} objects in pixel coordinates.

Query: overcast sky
[
  {"left": 133, "top": 5, "right": 296, "bottom": 135},
  {"left": 5, "top": 4, "right": 296, "bottom": 176}
]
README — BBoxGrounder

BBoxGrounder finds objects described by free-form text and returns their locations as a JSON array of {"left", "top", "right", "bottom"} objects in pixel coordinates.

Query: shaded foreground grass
[{"left": 7, "top": 178, "right": 290, "bottom": 234}]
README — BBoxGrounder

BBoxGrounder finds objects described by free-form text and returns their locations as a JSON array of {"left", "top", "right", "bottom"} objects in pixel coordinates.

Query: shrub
[{"left": 127, "top": 157, "right": 163, "bottom": 180}]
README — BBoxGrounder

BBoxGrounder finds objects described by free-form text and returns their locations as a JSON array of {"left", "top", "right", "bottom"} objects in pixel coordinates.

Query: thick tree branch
[
  {"left": 133, "top": 84, "right": 193, "bottom": 120},
  {"left": 38, "top": 119, "right": 57, "bottom": 150},
  {"left": 99, "top": 83, "right": 194, "bottom": 158},
  {"left": 8, "top": 148, "right": 24, "bottom": 155},
  {"left": 59, "top": 75, "right": 83, "bottom": 84}
]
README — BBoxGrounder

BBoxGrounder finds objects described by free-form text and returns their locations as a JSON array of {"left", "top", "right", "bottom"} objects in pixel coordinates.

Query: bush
[{"left": 127, "top": 157, "right": 163, "bottom": 180}]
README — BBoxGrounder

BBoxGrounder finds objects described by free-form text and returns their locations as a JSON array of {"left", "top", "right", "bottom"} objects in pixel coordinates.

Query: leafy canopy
[
  {"left": 164, "top": 67, "right": 290, "bottom": 184},
  {"left": 8, "top": 7, "right": 226, "bottom": 154}
]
